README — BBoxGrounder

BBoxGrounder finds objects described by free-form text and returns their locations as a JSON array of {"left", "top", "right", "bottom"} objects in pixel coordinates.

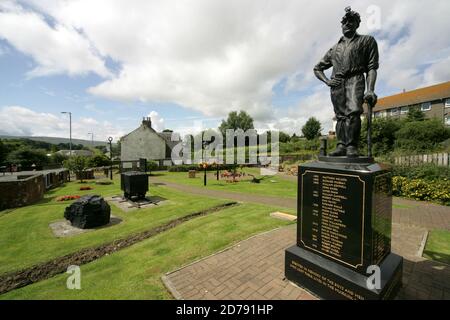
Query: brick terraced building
[{"left": 368, "top": 80, "right": 450, "bottom": 125}]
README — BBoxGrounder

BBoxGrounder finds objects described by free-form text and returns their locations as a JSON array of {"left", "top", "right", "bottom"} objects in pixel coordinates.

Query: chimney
[{"left": 142, "top": 116, "right": 152, "bottom": 128}]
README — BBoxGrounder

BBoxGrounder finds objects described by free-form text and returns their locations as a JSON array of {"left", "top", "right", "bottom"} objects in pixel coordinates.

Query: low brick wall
[{"left": 0, "top": 174, "right": 45, "bottom": 210}]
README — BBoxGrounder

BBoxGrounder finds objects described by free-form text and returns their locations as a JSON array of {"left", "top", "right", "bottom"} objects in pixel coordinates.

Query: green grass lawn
[
  {"left": 0, "top": 176, "right": 230, "bottom": 275},
  {"left": 423, "top": 230, "right": 450, "bottom": 265},
  {"left": 154, "top": 168, "right": 297, "bottom": 198},
  {"left": 1, "top": 203, "right": 294, "bottom": 299}
]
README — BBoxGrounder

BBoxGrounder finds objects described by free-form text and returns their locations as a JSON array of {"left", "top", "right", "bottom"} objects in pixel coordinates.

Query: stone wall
[{"left": 0, "top": 174, "right": 45, "bottom": 210}]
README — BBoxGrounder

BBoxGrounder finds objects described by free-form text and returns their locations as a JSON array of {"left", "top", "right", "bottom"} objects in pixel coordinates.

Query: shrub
[
  {"left": 394, "top": 118, "right": 450, "bottom": 153},
  {"left": 392, "top": 164, "right": 450, "bottom": 181},
  {"left": 392, "top": 176, "right": 450, "bottom": 205},
  {"left": 146, "top": 161, "right": 159, "bottom": 172}
]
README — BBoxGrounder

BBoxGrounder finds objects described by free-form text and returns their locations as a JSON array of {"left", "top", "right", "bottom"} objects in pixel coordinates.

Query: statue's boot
[
  {"left": 329, "top": 144, "right": 347, "bottom": 156},
  {"left": 346, "top": 145, "right": 359, "bottom": 157}
]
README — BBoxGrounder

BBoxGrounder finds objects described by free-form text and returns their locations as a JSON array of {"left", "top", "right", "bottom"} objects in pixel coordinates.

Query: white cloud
[
  {"left": 0, "top": 106, "right": 125, "bottom": 141},
  {"left": 0, "top": 1, "right": 110, "bottom": 78},
  {"left": 147, "top": 111, "right": 165, "bottom": 132},
  {"left": 1, "top": 0, "right": 450, "bottom": 135},
  {"left": 256, "top": 88, "right": 335, "bottom": 135}
]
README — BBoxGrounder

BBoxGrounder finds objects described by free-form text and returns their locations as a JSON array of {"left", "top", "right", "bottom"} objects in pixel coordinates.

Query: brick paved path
[
  {"left": 163, "top": 224, "right": 450, "bottom": 300},
  {"left": 153, "top": 178, "right": 450, "bottom": 230}
]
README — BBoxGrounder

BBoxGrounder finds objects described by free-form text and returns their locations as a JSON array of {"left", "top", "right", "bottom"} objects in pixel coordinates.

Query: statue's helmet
[{"left": 341, "top": 6, "right": 361, "bottom": 26}]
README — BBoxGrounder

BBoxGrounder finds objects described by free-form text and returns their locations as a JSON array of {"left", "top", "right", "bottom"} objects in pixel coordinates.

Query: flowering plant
[{"left": 56, "top": 195, "right": 81, "bottom": 202}]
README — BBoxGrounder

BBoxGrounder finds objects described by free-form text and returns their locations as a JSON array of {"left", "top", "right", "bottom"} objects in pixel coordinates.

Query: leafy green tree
[
  {"left": 406, "top": 106, "right": 425, "bottom": 122},
  {"left": 88, "top": 154, "right": 111, "bottom": 167},
  {"left": 395, "top": 118, "right": 450, "bottom": 153},
  {"left": 360, "top": 117, "right": 402, "bottom": 156},
  {"left": 301, "top": 117, "right": 322, "bottom": 140},
  {"left": 279, "top": 131, "right": 291, "bottom": 143},
  {"left": 0, "top": 139, "right": 6, "bottom": 165},
  {"left": 63, "top": 156, "right": 89, "bottom": 182},
  {"left": 94, "top": 145, "right": 107, "bottom": 154},
  {"left": 50, "top": 153, "right": 68, "bottom": 165},
  {"left": 6, "top": 147, "right": 50, "bottom": 168},
  {"left": 219, "top": 111, "right": 254, "bottom": 135}
]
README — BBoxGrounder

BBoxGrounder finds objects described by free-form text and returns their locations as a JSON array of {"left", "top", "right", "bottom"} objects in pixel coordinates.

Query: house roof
[
  {"left": 372, "top": 81, "right": 450, "bottom": 112},
  {"left": 157, "top": 132, "right": 180, "bottom": 150}
]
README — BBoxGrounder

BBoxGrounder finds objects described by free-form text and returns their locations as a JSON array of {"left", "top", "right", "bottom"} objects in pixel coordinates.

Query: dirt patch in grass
[{"left": 0, "top": 201, "right": 238, "bottom": 295}]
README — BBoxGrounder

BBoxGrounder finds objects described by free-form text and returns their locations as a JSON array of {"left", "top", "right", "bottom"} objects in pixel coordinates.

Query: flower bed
[
  {"left": 392, "top": 176, "right": 450, "bottom": 206},
  {"left": 56, "top": 195, "right": 81, "bottom": 202},
  {"left": 79, "top": 186, "right": 93, "bottom": 191}
]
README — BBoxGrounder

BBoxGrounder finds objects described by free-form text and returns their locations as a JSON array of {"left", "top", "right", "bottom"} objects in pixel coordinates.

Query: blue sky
[{"left": 1, "top": 0, "right": 450, "bottom": 141}]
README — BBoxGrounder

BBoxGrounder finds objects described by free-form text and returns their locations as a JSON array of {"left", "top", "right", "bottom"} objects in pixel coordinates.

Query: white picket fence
[{"left": 394, "top": 153, "right": 450, "bottom": 166}]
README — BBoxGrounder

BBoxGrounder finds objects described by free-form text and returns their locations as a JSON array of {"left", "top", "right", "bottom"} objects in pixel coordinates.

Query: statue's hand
[
  {"left": 364, "top": 91, "right": 378, "bottom": 106},
  {"left": 326, "top": 78, "right": 343, "bottom": 88}
]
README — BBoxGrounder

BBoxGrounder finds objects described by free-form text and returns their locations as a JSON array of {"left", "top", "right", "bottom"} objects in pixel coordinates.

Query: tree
[
  {"left": 0, "top": 139, "right": 6, "bottom": 165},
  {"left": 360, "top": 117, "right": 402, "bottom": 156},
  {"left": 94, "top": 145, "right": 107, "bottom": 154},
  {"left": 291, "top": 133, "right": 300, "bottom": 143},
  {"left": 63, "top": 156, "right": 89, "bottom": 182},
  {"left": 406, "top": 106, "right": 425, "bottom": 122},
  {"left": 50, "top": 153, "right": 68, "bottom": 165},
  {"left": 219, "top": 111, "right": 254, "bottom": 135},
  {"left": 302, "top": 117, "right": 322, "bottom": 140},
  {"left": 279, "top": 131, "right": 291, "bottom": 143},
  {"left": 88, "top": 154, "right": 111, "bottom": 167},
  {"left": 6, "top": 147, "right": 50, "bottom": 168},
  {"left": 395, "top": 118, "right": 450, "bottom": 153}
]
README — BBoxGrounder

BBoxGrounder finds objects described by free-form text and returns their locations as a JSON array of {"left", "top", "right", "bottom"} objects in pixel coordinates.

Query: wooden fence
[{"left": 394, "top": 153, "right": 449, "bottom": 166}]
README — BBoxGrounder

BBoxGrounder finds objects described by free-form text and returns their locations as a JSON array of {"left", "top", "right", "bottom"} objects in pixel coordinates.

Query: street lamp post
[
  {"left": 61, "top": 112, "right": 72, "bottom": 156},
  {"left": 88, "top": 132, "right": 94, "bottom": 147},
  {"left": 202, "top": 140, "right": 210, "bottom": 186},
  {"left": 108, "top": 137, "right": 113, "bottom": 180}
]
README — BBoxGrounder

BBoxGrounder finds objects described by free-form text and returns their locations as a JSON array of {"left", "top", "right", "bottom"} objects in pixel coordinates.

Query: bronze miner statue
[{"left": 314, "top": 7, "right": 379, "bottom": 157}]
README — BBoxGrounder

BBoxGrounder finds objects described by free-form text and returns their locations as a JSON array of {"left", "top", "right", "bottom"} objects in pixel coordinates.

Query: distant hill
[{"left": 0, "top": 135, "right": 113, "bottom": 147}]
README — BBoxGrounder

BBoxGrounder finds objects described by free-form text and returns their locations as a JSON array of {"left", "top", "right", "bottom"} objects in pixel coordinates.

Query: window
[
  {"left": 400, "top": 106, "right": 409, "bottom": 114},
  {"left": 445, "top": 98, "right": 450, "bottom": 108},
  {"left": 445, "top": 116, "right": 450, "bottom": 126},
  {"left": 390, "top": 108, "right": 399, "bottom": 116},
  {"left": 421, "top": 102, "right": 431, "bottom": 111}
]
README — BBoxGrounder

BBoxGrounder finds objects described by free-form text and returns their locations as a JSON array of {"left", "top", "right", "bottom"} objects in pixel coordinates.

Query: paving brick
[{"left": 163, "top": 224, "right": 450, "bottom": 300}]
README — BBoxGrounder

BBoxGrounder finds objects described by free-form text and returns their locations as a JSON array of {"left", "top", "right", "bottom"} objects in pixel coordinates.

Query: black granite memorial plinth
[{"left": 285, "top": 158, "right": 403, "bottom": 300}]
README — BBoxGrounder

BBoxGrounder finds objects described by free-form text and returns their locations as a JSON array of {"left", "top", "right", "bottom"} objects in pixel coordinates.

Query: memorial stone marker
[{"left": 284, "top": 7, "right": 402, "bottom": 300}]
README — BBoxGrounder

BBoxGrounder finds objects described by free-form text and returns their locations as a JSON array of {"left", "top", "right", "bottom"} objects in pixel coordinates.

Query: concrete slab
[
  {"left": 270, "top": 211, "right": 297, "bottom": 221},
  {"left": 105, "top": 195, "right": 170, "bottom": 212},
  {"left": 49, "top": 215, "right": 122, "bottom": 238}
]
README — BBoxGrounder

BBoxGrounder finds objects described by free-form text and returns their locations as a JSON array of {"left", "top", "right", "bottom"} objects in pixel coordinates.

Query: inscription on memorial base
[{"left": 285, "top": 161, "right": 403, "bottom": 300}]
